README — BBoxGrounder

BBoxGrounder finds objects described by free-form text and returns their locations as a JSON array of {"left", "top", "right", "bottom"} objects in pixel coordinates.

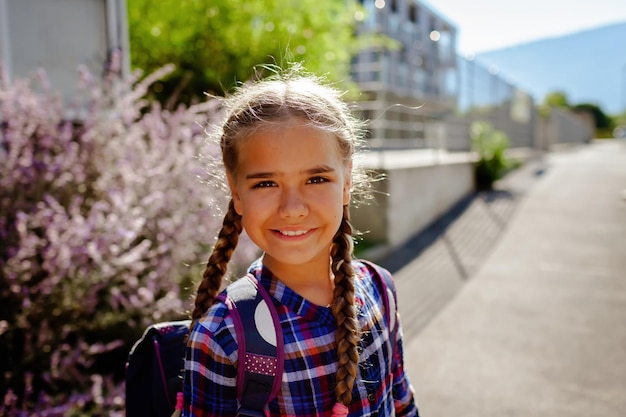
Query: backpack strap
[
  {"left": 217, "top": 274, "right": 284, "bottom": 417},
  {"left": 360, "top": 260, "right": 398, "bottom": 356}
]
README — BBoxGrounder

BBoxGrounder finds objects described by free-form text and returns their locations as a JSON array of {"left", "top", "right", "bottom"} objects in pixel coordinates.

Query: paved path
[{"left": 390, "top": 141, "right": 626, "bottom": 416}]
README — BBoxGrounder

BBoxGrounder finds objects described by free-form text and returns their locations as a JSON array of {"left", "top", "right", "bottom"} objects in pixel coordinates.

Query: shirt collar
[{"left": 248, "top": 258, "right": 336, "bottom": 325}]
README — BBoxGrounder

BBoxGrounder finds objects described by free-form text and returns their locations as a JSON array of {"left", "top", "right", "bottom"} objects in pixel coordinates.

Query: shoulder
[
  {"left": 189, "top": 296, "right": 238, "bottom": 359},
  {"left": 351, "top": 259, "right": 391, "bottom": 300},
  {"left": 352, "top": 259, "right": 400, "bottom": 339},
  {"left": 352, "top": 259, "right": 398, "bottom": 315},
  {"left": 352, "top": 259, "right": 394, "bottom": 287}
]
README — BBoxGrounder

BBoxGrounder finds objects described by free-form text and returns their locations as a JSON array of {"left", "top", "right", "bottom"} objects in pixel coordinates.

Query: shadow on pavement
[
  {"left": 378, "top": 158, "right": 548, "bottom": 337},
  {"left": 379, "top": 189, "right": 517, "bottom": 276}
]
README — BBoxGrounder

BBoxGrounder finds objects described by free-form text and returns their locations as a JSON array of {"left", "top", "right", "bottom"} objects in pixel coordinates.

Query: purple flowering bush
[{"left": 0, "top": 65, "right": 258, "bottom": 415}]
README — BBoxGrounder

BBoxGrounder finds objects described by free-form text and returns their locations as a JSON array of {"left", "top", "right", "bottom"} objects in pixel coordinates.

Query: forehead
[{"left": 236, "top": 125, "right": 346, "bottom": 175}]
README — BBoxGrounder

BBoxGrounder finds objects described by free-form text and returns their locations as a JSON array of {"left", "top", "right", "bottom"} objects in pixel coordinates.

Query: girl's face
[{"left": 227, "top": 124, "right": 351, "bottom": 278}]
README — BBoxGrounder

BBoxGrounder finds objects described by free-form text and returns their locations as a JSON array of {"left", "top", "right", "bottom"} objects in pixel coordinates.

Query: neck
[{"left": 262, "top": 255, "right": 335, "bottom": 306}]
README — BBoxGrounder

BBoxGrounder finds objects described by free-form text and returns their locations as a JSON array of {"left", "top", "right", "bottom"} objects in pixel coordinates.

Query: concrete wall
[
  {"left": 0, "top": 0, "right": 129, "bottom": 95},
  {"left": 428, "top": 102, "right": 537, "bottom": 153},
  {"left": 351, "top": 151, "right": 475, "bottom": 251},
  {"left": 536, "top": 108, "right": 594, "bottom": 150}
]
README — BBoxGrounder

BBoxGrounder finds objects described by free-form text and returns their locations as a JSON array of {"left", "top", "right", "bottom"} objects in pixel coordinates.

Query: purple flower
[{"left": 0, "top": 64, "right": 258, "bottom": 415}]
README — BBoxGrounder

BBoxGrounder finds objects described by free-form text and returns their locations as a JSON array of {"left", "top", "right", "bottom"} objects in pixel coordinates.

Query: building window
[{"left": 409, "top": 4, "right": 418, "bottom": 23}]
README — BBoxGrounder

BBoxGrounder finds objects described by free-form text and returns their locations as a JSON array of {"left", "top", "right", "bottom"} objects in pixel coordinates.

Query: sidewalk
[{"left": 391, "top": 141, "right": 626, "bottom": 416}]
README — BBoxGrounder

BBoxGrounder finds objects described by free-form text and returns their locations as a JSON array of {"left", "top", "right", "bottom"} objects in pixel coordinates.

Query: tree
[
  {"left": 542, "top": 90, "right": 570, "bottom": 108},
  {"left": 127, "top": 0, "right": 363, "bottom": 105},
  {"left": 572, "top": 103, "right": 612, "bottom": 129},
  {"left": 541, "top": 91, "right": 613, "bottom": 130}
]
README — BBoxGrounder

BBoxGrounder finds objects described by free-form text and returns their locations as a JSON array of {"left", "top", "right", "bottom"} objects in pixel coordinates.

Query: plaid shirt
[{"left": 183, "top": 259, "right": 419, "bottom": 417}]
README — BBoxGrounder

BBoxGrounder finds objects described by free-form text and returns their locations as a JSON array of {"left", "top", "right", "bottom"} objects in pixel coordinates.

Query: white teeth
[{"left": 280, "top": 230, "right": 308, "bottom": 236}]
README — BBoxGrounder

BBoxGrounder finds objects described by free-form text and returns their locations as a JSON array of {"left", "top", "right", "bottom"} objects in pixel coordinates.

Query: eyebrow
[{"left": 245, "top": 165, "right": 336, "bottom": 179}]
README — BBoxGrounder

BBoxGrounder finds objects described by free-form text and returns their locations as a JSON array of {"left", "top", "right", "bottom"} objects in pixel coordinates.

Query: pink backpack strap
[
  {"left": 360, "top": 260, "right": 398, "bottom": 353},
  {"left": 218, "top": 274, "right": 284, "bottom": 417}
]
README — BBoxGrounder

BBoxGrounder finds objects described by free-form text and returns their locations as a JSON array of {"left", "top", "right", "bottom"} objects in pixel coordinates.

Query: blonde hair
[{"left": 191, "top": 66, "right": 369, "bottom": 406}]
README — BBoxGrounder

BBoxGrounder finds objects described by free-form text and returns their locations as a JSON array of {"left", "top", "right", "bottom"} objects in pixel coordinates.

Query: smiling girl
[{"left": 183, "top": 67, "right": 419, "bottom": 417}]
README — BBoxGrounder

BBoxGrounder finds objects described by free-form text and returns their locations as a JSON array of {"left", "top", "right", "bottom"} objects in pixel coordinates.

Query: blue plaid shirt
[{"left": 183, "top": 259, "right": 419, "bottom": 417}]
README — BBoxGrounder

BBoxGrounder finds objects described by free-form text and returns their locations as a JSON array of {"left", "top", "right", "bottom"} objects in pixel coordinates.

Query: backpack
[{"left": 125, "top": 261, "right": 396, "bottom": 417}]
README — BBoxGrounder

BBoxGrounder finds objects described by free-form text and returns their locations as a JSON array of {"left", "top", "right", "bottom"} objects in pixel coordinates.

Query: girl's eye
[
  {"left": 307, "top": 176, "right": 329, "bottom": 184},
  {"left": 253, "top": 180, "right": 276, "bottom": 188}
]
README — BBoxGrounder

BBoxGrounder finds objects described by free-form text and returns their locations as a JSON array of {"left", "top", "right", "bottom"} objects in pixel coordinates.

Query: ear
[
  {"left": 342, "top": 165, "right": 352, "bottom": 206},
  {"left": 226, "top": 172, "right": 243, "bottom": 215}
]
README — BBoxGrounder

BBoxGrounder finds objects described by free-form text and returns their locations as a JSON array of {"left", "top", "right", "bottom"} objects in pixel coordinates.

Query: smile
[{"left": 278, "top": 229, "right": 310, "bottom": 237}]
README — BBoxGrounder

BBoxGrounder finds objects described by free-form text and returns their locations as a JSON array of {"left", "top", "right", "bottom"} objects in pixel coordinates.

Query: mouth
[{"left": 277, "top": 229, "right": 310, "bottom": 237}]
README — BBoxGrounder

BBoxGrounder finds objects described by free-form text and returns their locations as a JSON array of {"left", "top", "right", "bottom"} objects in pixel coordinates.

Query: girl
[{"left": 183, "top": 67, "right": 419, "bottom": 417}]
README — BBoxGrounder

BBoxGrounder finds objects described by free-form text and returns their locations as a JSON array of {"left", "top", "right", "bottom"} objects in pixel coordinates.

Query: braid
[
  {"left": 330, "top": 205, "right": 359, "bottom": 406},
  {"left": 190, "top": 200, "right": 242, "bottom": 331}
]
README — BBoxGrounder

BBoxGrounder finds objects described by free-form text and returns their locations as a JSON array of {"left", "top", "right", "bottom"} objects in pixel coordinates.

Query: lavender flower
[{"left": 0, "top": 64, "right": 258, "bottom": 415}]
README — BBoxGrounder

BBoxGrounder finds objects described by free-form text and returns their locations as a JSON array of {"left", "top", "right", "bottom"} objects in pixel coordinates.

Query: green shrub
[{"left": 470, "top": 121, "right": 512, "bottom": 190}]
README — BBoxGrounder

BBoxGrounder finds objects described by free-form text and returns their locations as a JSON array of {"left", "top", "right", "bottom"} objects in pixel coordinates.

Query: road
[{"left": 390, "top": 141, "right": 626, "bottom": 416}]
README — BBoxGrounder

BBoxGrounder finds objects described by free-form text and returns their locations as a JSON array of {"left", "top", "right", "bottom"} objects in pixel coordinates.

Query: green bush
[{"left": 470, "top": 121, "right": 512, "bottom": 190}]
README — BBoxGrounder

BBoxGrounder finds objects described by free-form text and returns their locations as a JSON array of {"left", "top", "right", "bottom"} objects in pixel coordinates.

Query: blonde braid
[
  {"left": 330, "top": 206, "right": 359, "bottom": 406},
  {"left": 189, "top": 200, "right": 242, "bottom": 330}
]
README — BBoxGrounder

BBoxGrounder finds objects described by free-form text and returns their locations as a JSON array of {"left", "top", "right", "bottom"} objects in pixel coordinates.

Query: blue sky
[{"left": 423, "top": 0, "right": 626, "bottom": 54}]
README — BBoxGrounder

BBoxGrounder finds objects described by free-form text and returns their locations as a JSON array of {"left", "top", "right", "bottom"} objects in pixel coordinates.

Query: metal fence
[
  {"left": 446, "top": 56, "right": 536, "bottom": 151},
  {"left": 353, "top": 54, "right": 538, "bottom": 152}
]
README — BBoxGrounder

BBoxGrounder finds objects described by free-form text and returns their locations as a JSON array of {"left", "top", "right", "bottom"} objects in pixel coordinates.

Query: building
[
  {"left": 352, "top": 0, "right": 458, "bottom": 148},
  {"left": 0, "top": 0, "right": 129, "bottom": 99}
]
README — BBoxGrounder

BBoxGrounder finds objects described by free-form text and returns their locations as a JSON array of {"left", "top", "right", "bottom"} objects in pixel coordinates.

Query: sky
[{"left": 422, "top": 0, "right": 626, "bottom": 55}]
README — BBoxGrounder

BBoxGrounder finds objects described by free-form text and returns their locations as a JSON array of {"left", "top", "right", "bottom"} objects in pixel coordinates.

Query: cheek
[
  {"left": 326, "top": 193, "right": 345, "bottom": 224},
  {"left": 238, "top": 194, "right": 272, "bottom": 227},
  {"left": 239, "top": 209, "right": 263, "bottom": 243}
]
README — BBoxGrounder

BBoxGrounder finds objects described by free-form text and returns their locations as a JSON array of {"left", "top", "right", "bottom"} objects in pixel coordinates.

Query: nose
[{"left": 278, "top": 186, "right": 309, "bottom": 219}]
